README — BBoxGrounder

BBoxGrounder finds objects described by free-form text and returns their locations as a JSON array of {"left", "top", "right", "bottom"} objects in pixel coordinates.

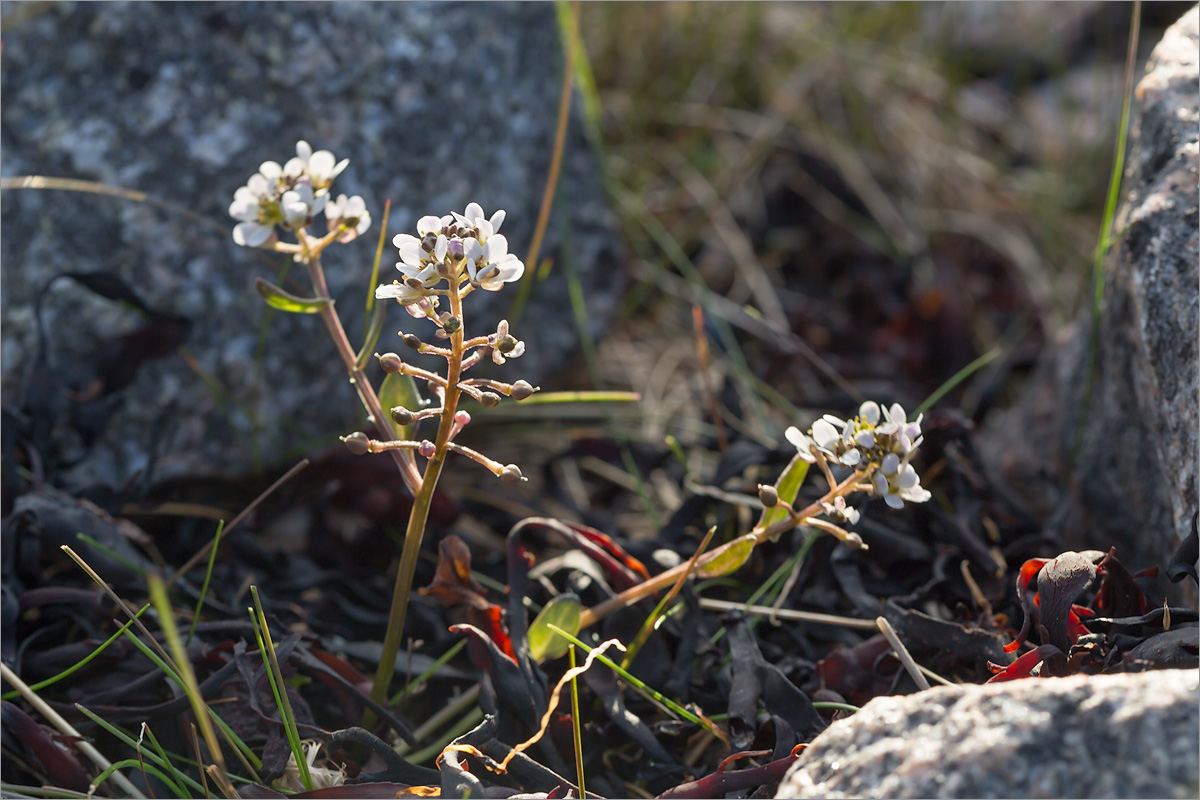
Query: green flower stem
[
  {"left": 578, "top": 471, "right": 861, "bottom": 630},
  {"left": 367, "top": 275, "right": 467, "bottom": 717},
  {"left": 303, "top": 242, "right": 422, "bottom": 495}
]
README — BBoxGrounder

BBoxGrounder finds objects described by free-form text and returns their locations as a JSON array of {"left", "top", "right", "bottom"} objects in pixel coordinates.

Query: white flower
[
  {"left": 283, "top": 140, "right": 348, "bottom": 193},
  {"left": 466, "top": 233, "right": 524, "bottom": 291},
  {"left": 488, "top": 319, "right": 525, "bottom": 365},
  {"left": 375, "top": 280, "right": 429, "bottom": 306},
  {"left": 325, "top": 194, "right": 372, "bottom": 242},
  {"left": 822, "top": 496, "right": 861, "bottom": 526},
  {"left": 453, "top": 202, "right": 507, "bottom": 239},
  {"left": 229, "top": 163, "right": 287, "bottom": 247},
  {"left": 871, "top": 454, "right": 931, "bottom": 509},
  {"left": 280, "top": 184, "right": 325, "bottom": 229}
]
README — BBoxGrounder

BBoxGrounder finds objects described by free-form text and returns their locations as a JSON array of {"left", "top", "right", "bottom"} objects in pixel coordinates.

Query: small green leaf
[
  {"left": 757, "top": 454, "right": 810, "bottom": 531},
  {"left": 378, "top": 371, "right": 425, "bottom": 439},
  {"left": 255, "top": 278, "right": 332, "bottom": 314},
  {"left": 528, "top": 593, "right": 582, "bottom": 662},
  {"left": 696, "top": 533, "right": 757, "bottom": 579}
]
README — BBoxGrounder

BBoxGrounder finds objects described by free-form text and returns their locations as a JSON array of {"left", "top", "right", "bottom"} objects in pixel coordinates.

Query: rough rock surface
[
  {"left": 0, "top": 2, "right": 620, "bottom": 488},
  {"left": 977, "top": 5, "right": 1199, "bottom": 572},
  {"left": 778, "top": 668, "right": 1200, "bottom": 799}
]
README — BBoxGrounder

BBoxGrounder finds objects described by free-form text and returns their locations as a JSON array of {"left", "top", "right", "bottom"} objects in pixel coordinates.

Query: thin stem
[
  {"left": 301, "top": 237, "right": 422, "bottom": 495},
  {"left": 368, "top": 272, "right": 468, "bottom": 716},
  {"left": 578, "top": 471, "right": 861, "bottom": 630}
]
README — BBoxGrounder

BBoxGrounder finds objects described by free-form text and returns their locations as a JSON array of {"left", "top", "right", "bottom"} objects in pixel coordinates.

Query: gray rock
[
  {"left": 778, "top": 668, "right": 1200, "bottom": 799},
  {"left": 0, "top": 1, "right": 620, "bottom": 488},
  {"left": 977, "top": 5, "right": 1199, "bottom": 572}
]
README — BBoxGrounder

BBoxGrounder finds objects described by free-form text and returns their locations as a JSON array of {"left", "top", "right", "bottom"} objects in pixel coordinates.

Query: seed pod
[
  {"left": 480, "top": 392, "right": 501, "bottom": 408},
  {"left": 378, "top": 352, "right": 403, "bottom": 373},
  {"left": 843, "top": 532, "right": 865, "bottom": 551},
  {"left": 343, "top": 432, "right": 370, "bottom": 455},
  {"left": 403, "top": 333, "right": 423, "bottom": 350},
  {"left": 500, "top": 464, "right": 523, "bottom": 484},
  {"left": 758, "top": 484, "right": 779, "bottom": 508},
  {"left": 391, "top": 406, "right": 415, "bottom": 426},
  {"left": 510, "top": 379, "right": 535, "bottom": 401},
  {"left": 497, "top": 334, "right": 518, "bottom": 354}
]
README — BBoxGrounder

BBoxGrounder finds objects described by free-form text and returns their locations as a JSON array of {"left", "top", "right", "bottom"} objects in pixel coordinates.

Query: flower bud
[
  {"left": 391, "top": 406, "right": 415, "bottom": 426},
  {"left": 343, "top": 431, "right": 370, "bottom": 455},
  {"left": 497, "top": 334, "right": 519, "bottom": 354},
  {"left": 758, "top": 484, "right": 779, "bottom": 508},
  {"left": 480, "top": 392, "right": 501, "bottom": 408},
  {"left": 418, "top": 440, "right": 436, "bottom": 459},
  {"left": 843, "top": 532, "right": 865, "bottom": 551},
  {"left": 454, "top": 410, "right": 472, "bottom": 427},
  {"left": 447, "top": 239, "right": 465, "bottom": 261},
  {"left": 443, "top": 316, "right": 462, "bottom": 334},
  {"left": 500, "top": 464, "right": 524, "bottom": 484},
  {"left": 403, "top": 333, "right": 423, "bottom": 350},
  {"left": 405, "top": 277, "right": 426, "bottom": 290},
  {"left": 378, "top": 352, "right": 403, "bottom": 373},
  {"left": 510, "top": 379, "right": 535, "bottom": 401}
]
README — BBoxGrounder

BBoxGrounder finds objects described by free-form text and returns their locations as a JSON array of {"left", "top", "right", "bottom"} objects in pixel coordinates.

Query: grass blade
[
  {"left": 547, "top": 624, "right": 716, "bottom": 736},
  {"left": 0, "top": 663, "right": 146, "bottom": 799},
  {"left": 75, "top": 706, "right": 207, "bottom": 798},
  {"left": 250, "top": 586, "right": 312, "bottom": 791},
  {"left": 1, "top": 604, "right": 150, "bottom": 702},
  {"left": 147, "top": 573, "right": 239, "bottom": 798},
  {"left": 187, "top": 520, "right": 225, "bottom": 645}
]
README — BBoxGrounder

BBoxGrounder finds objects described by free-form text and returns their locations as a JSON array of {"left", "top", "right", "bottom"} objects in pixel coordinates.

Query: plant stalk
[
  {"left": 367, "top": 277, "right": 467, "bottom": 716},
  {"left": 304, "top": 245, "right": 422, "bottom": 495},
  {"left": 578, "top": 472, "right": 861, "bottom": 630}
]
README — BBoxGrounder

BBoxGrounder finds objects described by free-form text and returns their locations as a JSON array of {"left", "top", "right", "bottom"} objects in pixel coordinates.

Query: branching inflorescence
[
  {"left": 229, "top": 142, "right": 537, "bottom": 715},
  {"left": 228, "top": 140, "right": 931, "bottom": 733}
]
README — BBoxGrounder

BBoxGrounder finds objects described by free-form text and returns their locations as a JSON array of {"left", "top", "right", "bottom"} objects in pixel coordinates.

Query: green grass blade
[
  {"left": 75, "top": 706, "right": 207, "bottom": 797},
  {"left": 1072, "top": 1, "right": 1141, "bottom": 468},
  {"left": 513, "top": 390, "right": 641, "bottom": 405},
  {"left": 147, "top": 574, "right": 236, "bottom": 796},
  {"left": 405, "top": 706, "right": 485, "bottom": 765},
  {"left": 568, "top": 645, "right": 586, "bottom": 798},
  {"left": 811, "top": 701, "right": 859, "bottom": 714},
  {"left": 1, "top": 605, "right": 150, "bottom": 701},
  {"left": 74, "top": 533, "right": 146, "bottom": 576},
  {"left": 914, "top": 347, "right": 1001, "bottom": 417},
  {"left": 389, "top": 638, "right": 468, "bottom": 705},
  {"left": 140, "top": 723, "right": 194, "bottom": 799},
  {"left": 364, "top": 198, "right": 391, "bottom": 317},
  {"left": 91, "top": 759, "right": 185, "bottom": 798},
  {"left": 250, "top": 586, "right": 312, "bottom": 791},
  {"left": 187, "top": 520, "right": 225, "bottom": 645},
  {"left": 547, "top": 624, "right": 714, "bottom": 734}
]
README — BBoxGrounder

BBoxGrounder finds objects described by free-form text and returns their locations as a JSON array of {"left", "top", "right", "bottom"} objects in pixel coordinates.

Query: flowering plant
[{"left": 229, "top": 142, "right": 536, "bottom": 714}]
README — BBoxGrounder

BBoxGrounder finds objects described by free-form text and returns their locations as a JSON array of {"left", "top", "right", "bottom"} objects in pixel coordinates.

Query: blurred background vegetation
[{"left": 468, "top": 1, "right": 1187, "bottom": 537}]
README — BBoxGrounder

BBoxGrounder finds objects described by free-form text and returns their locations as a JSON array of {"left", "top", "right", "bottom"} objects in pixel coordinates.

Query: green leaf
[
  {"left": 528, "top": 593, "right": 582, "bottom": 662},
  {"left": 696, "top": 533, "right": 757, "bottom": 579},
  {"left": 757, "top": 454, "right": 810, "bottom": 531},
  {"left": 378, "top": 371, "right": 426, "bottom": 440},
  {"left": 255, "top": 278, "right": 332, "bottom": 314}
]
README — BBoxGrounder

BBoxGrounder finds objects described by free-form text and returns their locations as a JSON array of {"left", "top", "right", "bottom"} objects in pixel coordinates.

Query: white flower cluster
[
  {"left": 376, "top": 203, "right": 525, "bottom": 306},
  {"left": 229, "top": 141, "right": 370, "bottom": 247},
  {"left": 786, "top": 401, "right": 931, "bottom": 510}
]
